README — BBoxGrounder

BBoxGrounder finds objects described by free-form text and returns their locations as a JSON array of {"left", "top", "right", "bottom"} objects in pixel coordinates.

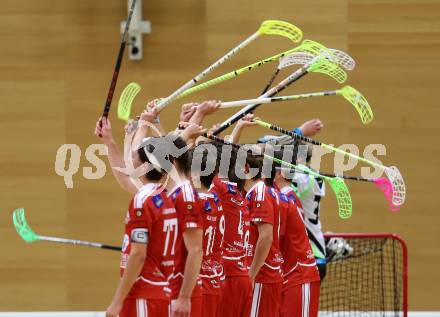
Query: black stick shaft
[
  {"left": 101, "top": 0, "right": 137, "bottom": 118},
  {"left": 263, "top": 122, "right": 323, "bottom": 146},
  {"left": 102, "top": 244, "right": 123, "bottom": 251},
  {"left": 320, "top": 173, "right": 372, "bottom": 182},
  {"left": 206, "top": 133, "right": 374, "bottom": 183},
  {"left": 212, "top": 70, "right": 309, "bottom": 135},
  {"left": 260, "top": 68, "right": 280, "bottom": 95},
  {"left": 294, "top": 168, "right": 373, "bottom": 182}
]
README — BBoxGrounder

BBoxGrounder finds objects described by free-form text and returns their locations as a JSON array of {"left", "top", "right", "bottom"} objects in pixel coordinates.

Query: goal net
[{"left": 319, "top": 233, "right": 408, "bottom": 317}]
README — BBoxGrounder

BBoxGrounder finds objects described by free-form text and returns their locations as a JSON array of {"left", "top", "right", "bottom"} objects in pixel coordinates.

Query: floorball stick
[
  {"left": 254, "top": 119, "right": 406, "bottom": 207},
  {"left": 155, "top": 20, "right": 303, "bottom": 112},
  {"left": 177, "top": 39, "right": 328, "bottom": 100},
  {"left": 212, "top": 53, "right": 347, "bottom": 135},
  {"left": 204, "top": 134, "right": 353, "bottom": 219},
  {"left": 100, "top": 0, "right": 137, "bottom": 119},
  {"left": 278, "top": 166, "right": 398, "bottom": 212},
  {"left": 261, "top": 47, "right": 355, "bottom": 94},
  {"left": 13, "top": 208, "right": 121, "bottom": 252},
  {"left": 218, "top": 85, "right": 374, "bottom": 124},
  {"left": 118, "top": 82, "right": 141, "bottom": 122}
]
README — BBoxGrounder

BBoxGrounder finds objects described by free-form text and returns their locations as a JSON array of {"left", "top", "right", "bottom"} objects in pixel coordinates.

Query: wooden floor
[{"left": 0, "top": 0, "right": 439, "bottom": 311}]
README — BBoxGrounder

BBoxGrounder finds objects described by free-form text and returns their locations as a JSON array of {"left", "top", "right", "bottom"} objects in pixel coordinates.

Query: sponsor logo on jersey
[
  {"left": 288, "top": 193, "right": 297, "bottom": 202},
  {"left": 212, "top": 192, "right": 220, "bottom": 204},
  {"left": 203, "top": 201, "right": 212, "bottom": 212},
  {"left": 152, "top": 195, "right": 164, "bottom": 208},
  {"left": 187, "top": 204, "right": 193, "bottom": 210},
  {"left": 136, "top": 209, "right": 143, "bottom": 217},
  {"left": 227, "top": 184, "right": 236, "bottom": 194},
  {"left": 269, "top": 187, "right": 277, "bottom": 198},
  {"left": 279, "top": 193, "right": 289, "bottom": 202}
]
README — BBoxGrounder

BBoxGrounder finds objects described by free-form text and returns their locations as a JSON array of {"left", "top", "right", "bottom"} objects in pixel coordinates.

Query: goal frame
[{"left": 323, "top": 233, "right": 408, "bottom": 317}]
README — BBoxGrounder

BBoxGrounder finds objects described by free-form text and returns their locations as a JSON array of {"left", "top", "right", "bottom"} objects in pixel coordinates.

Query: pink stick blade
[{"left": 373, "top": 177, "right": 401, "bottom": 212}]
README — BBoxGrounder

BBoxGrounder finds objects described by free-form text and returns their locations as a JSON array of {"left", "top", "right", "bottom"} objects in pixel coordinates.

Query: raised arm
[
  {"left": 94, "top": 117, "right": 138, "bottom": 194},
  {"left": 228, "top": 113, "right": 257, "bottom": 144},
  {"left": 298, "top": 119, "right": 323, "bottom": 137},
  {"left": 188, "top": 100, "right": 220, "bottom": 126},
  {"left": 131, "top": 102, "right": 165, "bottom": 151}
]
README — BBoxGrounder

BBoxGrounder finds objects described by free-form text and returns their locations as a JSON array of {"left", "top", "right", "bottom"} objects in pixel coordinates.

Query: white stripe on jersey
[
  {"left": 198, "top": 192, "right": 214, "bottom": 199},
  {"left": 263, "top": 262, "right": 281, "bottom": 270},
  {"left": 182, "top": 182, "right": 195, "bottom": 202},
  {"left": 251, "top": 282, "right": 262, "bottom": 317},
  {"left": 167, "top": 180, "right": 191, "bottom": 199},
  {"left": 246, "top": 181, "right": 266, "bottom": 201},
  {"left": 222, "top": 254, "right": 246, "bottom": 260},
  {"left": 136, "top": 276, "right": 170, "bottom": 286},
  {"left": 299, "top": 262, "right": 317, "bottom": 267},
  {"left": 134, "top": 183, "right": 159, "bottom": 208},
  {"left": 282, "top": 263, "right": 299, "bottom": 278}
]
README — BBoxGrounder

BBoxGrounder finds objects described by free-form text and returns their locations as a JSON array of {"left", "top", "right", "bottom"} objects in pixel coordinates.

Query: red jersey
[
  {"left": 246, "top": 181, "right": 283, "bottom": 284},
  {"left": 198, "top": 189, "right": 225, "bottom": 295},
  {"left": 120, "top": 183, "right": 177, "bottom": 300},
  {"left": 279, "top": 186, "right": 320, "bottom": 289},
  {"left": 212, "top": 177, "right": 250, "bottom": 277},
  {"left": 168, "top": 180, "right": 204, "bottom": 299},
  {"left": 284, "top": 185, "right": 303, "bottom": 209}
]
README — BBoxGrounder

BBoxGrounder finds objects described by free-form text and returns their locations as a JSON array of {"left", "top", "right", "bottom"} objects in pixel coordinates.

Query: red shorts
[
  {"left": 202, "top": 294, "right": 221, "bottom": 317},
  {"left": 120, "top": 298, "right": 170, "bottom": 317},
  {"left": 250, "top": 282, "right": 282, "bottom": 317},
  {"left": 217, "top": 275, "right": 252, "bottom": 317},
  {"left": 280, "top": 281, "right": 320, "bottom": 317},
  {"left": 171, "top": 296, "right": 202, "bottom": 317}
]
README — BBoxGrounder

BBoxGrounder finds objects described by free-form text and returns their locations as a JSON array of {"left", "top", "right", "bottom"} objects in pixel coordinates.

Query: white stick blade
[{"left": 384, "top": 166, "right": 406, "bottom": 206}]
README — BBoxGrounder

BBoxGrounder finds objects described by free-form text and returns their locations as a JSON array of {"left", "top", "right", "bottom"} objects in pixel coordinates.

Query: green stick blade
[
  {"left": 292, "top": 39, "right": 328, "bottom": 56},
  {"left": 258, "top": 20, "right": 303, "bottom": 42},
  {"left": 118, "top": 82, "right": 141, "bottom": 122},
  {"left": 341, "top": 86, "right": 374, "bottom": 124},
  {"left": 12, "top": 208, "right": 39, "bottom": 243},
  {"left": 307, "top": 58, "right": 348, "bottom": 83},
  {"left": 327, "top": 177, "right": 353, "bottom": 219}
]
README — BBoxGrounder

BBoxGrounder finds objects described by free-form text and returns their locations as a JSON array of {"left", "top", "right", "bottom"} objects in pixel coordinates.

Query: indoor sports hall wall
[{"left": 0, "top": 0, "right": 439, "bottom": 312}]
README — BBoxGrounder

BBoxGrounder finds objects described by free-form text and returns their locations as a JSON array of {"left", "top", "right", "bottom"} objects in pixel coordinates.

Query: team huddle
[{"left": 95, "top": 100, "right": 327, "bottom": 317}]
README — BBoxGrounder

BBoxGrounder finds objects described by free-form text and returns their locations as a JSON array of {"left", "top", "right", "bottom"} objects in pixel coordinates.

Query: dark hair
[
  {"left": 137, "top": 146, "right": 166, "bottom": 181},
  {"left": 246, "top": 153, "right": 263, "bottom": 181},
  {"left": 190, "top": 144, "right": 219, "bottom": 188},
  {"left": 169, "top": 135, "right": 191, "bottom": 175},
  {"left": 211, "top": 141, "right": 246, "bottom": 191}
]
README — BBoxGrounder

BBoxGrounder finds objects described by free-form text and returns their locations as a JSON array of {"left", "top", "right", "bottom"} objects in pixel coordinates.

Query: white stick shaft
[
  {"left": 156, "top": 32, "right": 260, "bottom": 111},
  {"left": 38, "top": 235, "right": 103, "bottom": 248},
  {"left": 216, "top": 65, "right": 308, "bottom": 128},
  {"left": 214, "top": 55, "right": 325, "bottom": 134},
  {"left": 219, "top": 90, "right": 339, "bottom": 108},
  {"left": 221, "top": 98, "right": 273, "bottom": 108}
]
